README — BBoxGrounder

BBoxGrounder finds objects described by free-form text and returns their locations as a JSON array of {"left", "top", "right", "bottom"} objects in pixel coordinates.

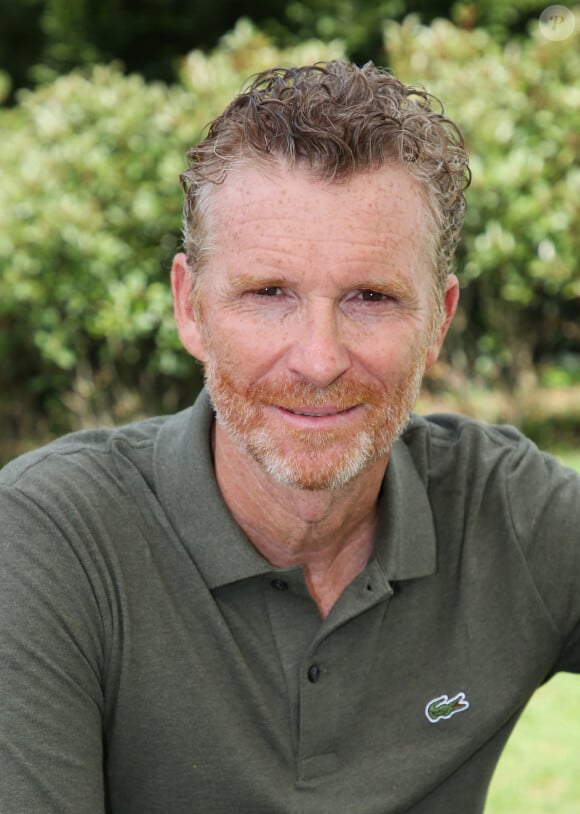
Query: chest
[{"left": 101, "top": 538, "right": 560, "bottom": 814}]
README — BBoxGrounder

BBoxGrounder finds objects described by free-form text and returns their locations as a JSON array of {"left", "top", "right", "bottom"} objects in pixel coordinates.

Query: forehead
[
  {"left": 209, "top": 165, "right": 427, "bottom": 236},
  {"left": 204, "top": 162, "right": 431, "bottom": 277}
]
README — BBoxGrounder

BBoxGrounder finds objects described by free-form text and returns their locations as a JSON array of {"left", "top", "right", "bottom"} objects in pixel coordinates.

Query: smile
[
  {"left": 285, "top": 408, "right": 352, "bottom": 417},
  {"left": 273, "top": 405, "right": 361, "bottom": 425}
]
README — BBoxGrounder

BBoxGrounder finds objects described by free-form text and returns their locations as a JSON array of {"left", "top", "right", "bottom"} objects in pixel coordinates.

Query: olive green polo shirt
[{"left": 1, "top": 389, "right": 579, "bottom": 813}]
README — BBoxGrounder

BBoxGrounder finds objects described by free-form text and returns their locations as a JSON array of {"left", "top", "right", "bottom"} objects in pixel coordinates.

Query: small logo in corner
[
  {"left": 425, "top": 691, "right": 470, "bottom": 723},
  {"left": 539, "top": 5, "right": 576, "bottom": 41}
]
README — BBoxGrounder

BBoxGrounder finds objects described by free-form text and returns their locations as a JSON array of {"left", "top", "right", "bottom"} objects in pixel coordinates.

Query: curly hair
[{"left": 180, "top": 60, "right": 470, "bottom": 299}]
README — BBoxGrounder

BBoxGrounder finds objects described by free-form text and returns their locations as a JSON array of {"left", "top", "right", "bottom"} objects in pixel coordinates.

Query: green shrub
[{"left": 0, "top": 66, "right": 193, "bottom": 433}]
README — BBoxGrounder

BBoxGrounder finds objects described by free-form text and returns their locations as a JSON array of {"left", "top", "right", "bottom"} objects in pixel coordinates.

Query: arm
[
  {"left": 0, "top": 485, "right": 107, "bottom": 813},
  {"left": 505, "top": 442, "right": 580, "bottom": 672}
]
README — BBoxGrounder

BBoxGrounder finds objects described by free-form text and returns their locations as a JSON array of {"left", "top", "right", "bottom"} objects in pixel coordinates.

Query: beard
[{"left": 203, "top": 349, "right": 427, "bottom": 492}]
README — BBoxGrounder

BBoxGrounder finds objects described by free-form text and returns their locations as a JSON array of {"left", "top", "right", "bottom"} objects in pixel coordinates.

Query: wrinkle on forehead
[{"left": 207, "top": 165, "right": 430, "bottom": 264}]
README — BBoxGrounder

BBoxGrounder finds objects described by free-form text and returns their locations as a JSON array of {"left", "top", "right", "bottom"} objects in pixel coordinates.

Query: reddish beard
[{"left": 204, "top": 356, "right": 426, "bottom": 491}]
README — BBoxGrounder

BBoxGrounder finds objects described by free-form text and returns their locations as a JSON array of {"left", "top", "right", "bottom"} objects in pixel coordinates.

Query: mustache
[{"left": 247, "top": 374, "right": 394, "bottom": 410}]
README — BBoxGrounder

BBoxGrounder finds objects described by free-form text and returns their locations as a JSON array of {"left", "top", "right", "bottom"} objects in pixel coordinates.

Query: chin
[{"left": 243, "top": 424, "right": 402, "bottom": 492}]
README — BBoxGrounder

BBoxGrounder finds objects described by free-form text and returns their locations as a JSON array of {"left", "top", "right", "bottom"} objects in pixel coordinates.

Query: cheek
[
  {"left": 202, "top": 321, "right": 272, "bottom": 383},
  {"left": 363, "top": 333, "right": 429, "bottom": 383},
  {"left": 211, "top": 311, "right": 291, "bottom": 365}
]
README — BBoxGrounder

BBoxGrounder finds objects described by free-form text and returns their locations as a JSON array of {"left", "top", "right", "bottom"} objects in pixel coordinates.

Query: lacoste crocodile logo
[{"left": 425, "top": 691, "right": 470, "bottom": 723}]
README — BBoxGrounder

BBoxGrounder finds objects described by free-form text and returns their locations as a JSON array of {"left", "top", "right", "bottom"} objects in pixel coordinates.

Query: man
[{"left": 0, "top": 61, "right": 578, "bottom": 814}]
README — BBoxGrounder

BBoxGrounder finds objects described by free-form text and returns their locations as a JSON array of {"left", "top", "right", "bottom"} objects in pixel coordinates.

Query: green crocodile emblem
[{"left": 425, "top": 691, "right": 470, "bottom": 723}]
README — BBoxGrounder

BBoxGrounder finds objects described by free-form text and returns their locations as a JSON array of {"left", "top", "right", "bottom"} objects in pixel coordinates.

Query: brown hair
[{"left": 180, "top": 60, "right": 470, "bottom": 297}]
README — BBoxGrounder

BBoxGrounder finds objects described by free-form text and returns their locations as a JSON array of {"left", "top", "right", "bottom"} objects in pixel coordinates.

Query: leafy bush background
[
  {"left": 0, "top": 11, "right": 578, "bottom": 439},
  {"left": 0, "top": 0, "right": 546, "bottom": 103}
]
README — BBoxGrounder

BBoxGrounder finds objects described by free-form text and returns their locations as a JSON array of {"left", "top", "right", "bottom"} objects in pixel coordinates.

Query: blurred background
[{"left": 0, "top": 0, "right": 578, "bottom": 466}]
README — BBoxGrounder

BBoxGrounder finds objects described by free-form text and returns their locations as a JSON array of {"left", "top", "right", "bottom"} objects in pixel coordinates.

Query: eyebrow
[{"left": 226, "top": 274, "right": 287, "bottom": 294}]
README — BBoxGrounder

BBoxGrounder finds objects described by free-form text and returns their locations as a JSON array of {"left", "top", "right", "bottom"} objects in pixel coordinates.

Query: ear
[
  {"left": 171, "top": 252, "right": 207, "bottom": 362},
  {"left": 424, "top": 274, "right": 460, "bottom": 370}
]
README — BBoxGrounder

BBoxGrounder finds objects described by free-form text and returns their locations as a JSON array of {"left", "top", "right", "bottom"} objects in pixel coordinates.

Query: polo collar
[
  {"left": 373, "top": 426, "right": 437, "bottom": 581},
  {"left": 155, "top": 390, "right": 274, "bottom": 589},
  {"left": 154, "top": 390, "right": 437, "bottom": 589}
]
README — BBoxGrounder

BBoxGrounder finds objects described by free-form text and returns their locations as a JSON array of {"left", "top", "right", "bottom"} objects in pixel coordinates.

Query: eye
[
  {"left": 356, "top": 289, "right": 390, "bottom": 302},
  {"left": 253, "top": 286, "right": 282, "bottom": 297}
]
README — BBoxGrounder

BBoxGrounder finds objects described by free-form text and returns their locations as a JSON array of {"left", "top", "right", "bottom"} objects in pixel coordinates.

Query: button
[
  {"left": 307, "top": 664, "right": 321, "bottom": 683},
  {"left": 271, "top": 579, "right": 289, "bottom": 591}
]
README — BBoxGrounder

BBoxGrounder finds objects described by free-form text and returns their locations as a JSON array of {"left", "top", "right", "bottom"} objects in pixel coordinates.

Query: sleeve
[
  {"left": 505, "top": 442, "right": 580, "bottom": 673},
  {"left": 0, "top": 484, "right": 107, "bottom": 813}
]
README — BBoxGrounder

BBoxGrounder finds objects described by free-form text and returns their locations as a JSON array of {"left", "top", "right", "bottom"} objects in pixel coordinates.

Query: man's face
[{"left": 173, "top": 163, "right": 457, "bottom": 491}]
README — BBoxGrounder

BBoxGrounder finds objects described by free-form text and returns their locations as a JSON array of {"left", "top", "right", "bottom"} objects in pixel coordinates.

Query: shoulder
[
  {"left": 0, "top": 413, "right": 189, "bottom": 605},
  {"left": 401, "top": 413, "right": 576, "bottom": 475},
  {"left": 402, "top": 411, "right": 565, "bottom": 481},
  {"left": 402, "top": 413, "right": 580, "bottom": 647},
  {"left": 402, "top": 411, "right": 580, "bottom": 532},
  {"left": 1, "top": 414, "right": 168, "bottom": 491},
  {"left": 0, "top": 415, "right": 183, "bottom": 551},
  {"left": 404, "top": 411, "right": 531, "bottom": 456}
]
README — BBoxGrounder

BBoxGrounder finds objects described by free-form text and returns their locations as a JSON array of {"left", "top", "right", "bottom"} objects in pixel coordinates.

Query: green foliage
[
  {"left": 0, "top": 23, "right": 345, "bottom": 433},
  {"left": 0, "top": 66, "right": 189, "bottom": 431},
  {"left": 0, "top": 0, "right": 553, "bottom": 104},
  {"left": 263, "top": 0, "right": 407, "bottom": 62},
  {"left": 178, "top": 18, "right": 344, "bottom": 97},
  {"left": 0, "top": 70, "right": 10, "bottom": 104},
  {"left": 0, "top": 0, "right": 45, "bottom": 100},
  {"left": 0, "top": 0, "right": 267, "bottom": 97},
  {"left": 264, "top": 0, "right": 549, "bottom": 63},
  {"left": 451, "top": 0, "right": 548, "bottom": 40},
  {"left": 385, "top": 12, "right": 580, "bottom": 388}
]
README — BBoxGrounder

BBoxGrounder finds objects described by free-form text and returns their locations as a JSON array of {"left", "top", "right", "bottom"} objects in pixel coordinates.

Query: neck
[{"left": 213, "top": 422, "right": 389, "bottom": 617}]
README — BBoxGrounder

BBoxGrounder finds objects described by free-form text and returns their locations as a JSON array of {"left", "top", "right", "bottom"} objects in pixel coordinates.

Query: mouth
[
  {"left": 283, "top": 407, "right": 355, "bottom": 417},
  {"left": 269, "top": 404, "right": 362, "bottom": 428}
]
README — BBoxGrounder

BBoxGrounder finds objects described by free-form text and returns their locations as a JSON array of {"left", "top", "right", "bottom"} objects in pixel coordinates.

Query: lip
[
  {"left": 267, "top": 403, "right": 362, "bottom": 429},
  {"left": 282, "top": 406, "right": 353, "bottom": 417}
]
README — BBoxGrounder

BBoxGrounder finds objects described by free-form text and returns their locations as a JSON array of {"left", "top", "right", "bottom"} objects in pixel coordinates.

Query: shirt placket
[{"left": 263, "top": 561, "right": 394, "bottom": 784}]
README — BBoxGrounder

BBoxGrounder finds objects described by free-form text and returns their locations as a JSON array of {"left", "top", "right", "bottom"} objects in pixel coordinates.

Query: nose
[{"left": 285, "top": 299, "right": 351, "bottom": 387}]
